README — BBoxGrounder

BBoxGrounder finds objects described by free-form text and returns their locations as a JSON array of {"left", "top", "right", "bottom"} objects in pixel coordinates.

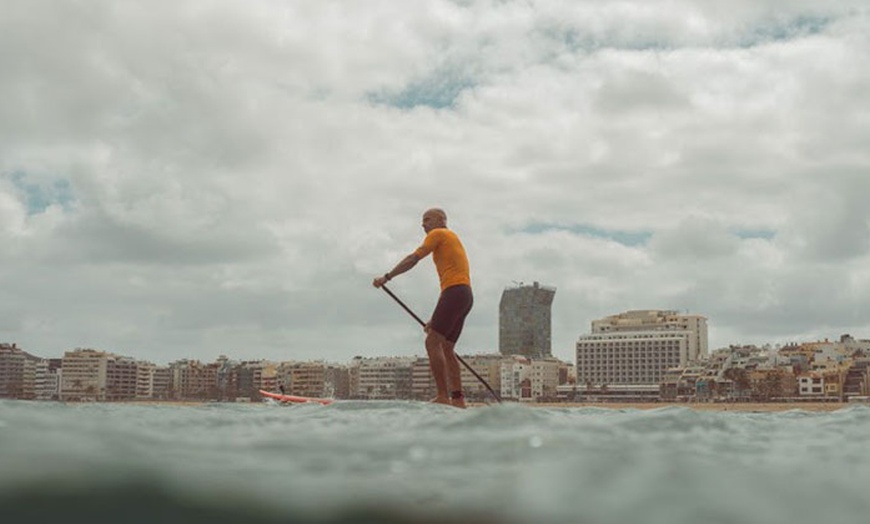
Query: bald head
[
  {"left": 425, "top": 208, "right": 446, "bottom": 222},
  {"left": 422, "top": 208, "right": 447, "bottom": 233}
]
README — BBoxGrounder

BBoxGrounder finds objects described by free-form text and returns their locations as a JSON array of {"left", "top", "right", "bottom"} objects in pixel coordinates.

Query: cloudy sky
[{"left": 2, "top": 0, "right": 869, "bottom": 365}]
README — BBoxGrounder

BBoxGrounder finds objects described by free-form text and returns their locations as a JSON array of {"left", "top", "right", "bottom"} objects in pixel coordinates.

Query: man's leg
[
  {"left": 425, "top": 330, "right": 450, "bottom": 405},
  {"left": 442, "top": 341, "right": 466, "bottom": 408}
]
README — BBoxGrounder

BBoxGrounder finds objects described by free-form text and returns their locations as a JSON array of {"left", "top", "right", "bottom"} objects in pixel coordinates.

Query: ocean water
[{"left": 1, "top": 401, "right": 869, "bottom": 524}]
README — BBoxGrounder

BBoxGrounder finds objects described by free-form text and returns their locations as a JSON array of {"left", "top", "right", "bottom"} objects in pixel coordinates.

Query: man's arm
[{"left": 373, "top": 254, "right": 420, "bottom": 288}]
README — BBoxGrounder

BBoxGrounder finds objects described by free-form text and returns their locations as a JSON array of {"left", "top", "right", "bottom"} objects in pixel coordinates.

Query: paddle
[{"left": 380, "top": 284, "right": 503, "bottom": 403}]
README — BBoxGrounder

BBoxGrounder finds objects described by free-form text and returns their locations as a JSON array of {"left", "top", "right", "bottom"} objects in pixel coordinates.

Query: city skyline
[
  {"left": 5, "top": 332, "right": 869, "bottom": 404},
  {"left": 2, "top": 1, "right": 869, "bottom": 365}
]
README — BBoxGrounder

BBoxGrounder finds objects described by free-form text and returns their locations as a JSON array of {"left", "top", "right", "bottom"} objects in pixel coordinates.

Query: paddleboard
[{"left": 259, "top": 389, "right": 334, "bottom": 405}]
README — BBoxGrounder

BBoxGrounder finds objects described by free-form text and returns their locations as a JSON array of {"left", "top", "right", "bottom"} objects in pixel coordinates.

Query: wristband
[{"left": 383, "top": 273, "right": 391, "bottom": 281}]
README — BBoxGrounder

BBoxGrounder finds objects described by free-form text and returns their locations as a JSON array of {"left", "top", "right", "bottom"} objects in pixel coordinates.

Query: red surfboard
[{"left": 259, "top": 389, "right": 334, "bottom": 405}]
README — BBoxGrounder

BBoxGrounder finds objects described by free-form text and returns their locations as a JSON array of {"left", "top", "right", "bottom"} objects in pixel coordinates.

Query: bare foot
[
  {"left": 451, "top": 397, "right": 467, "bottom": 409},
  {"left": 430, "top": 395, "right": 451, "bottom": 406}
]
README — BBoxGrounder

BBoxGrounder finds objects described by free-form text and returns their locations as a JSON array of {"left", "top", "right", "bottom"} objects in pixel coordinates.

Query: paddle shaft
[{"left": 381, "top": 284, "right": 503, "bottom": 403}]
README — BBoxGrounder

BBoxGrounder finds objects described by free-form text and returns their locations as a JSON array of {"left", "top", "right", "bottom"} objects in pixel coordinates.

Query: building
[
  {"left": 61, "top": 349, "right": 110, "bottom": 401},
  {"left": 576, "top": 310, "right": 709, "bottom": 388},
  {"left": 0, "top": 343, "right": 41, "bottom": 399},
  {"left": 135, "top": 361, "right": 156, "bottom": 400},
  {"left": 106, "top": 356, "right": 139, "bottom": 401},
  {"left": 35, "top": 358, "right": 61, "bottom": 400},
  {"left": 456, "top": 353, "right": 504, "bottom": 402},
  {"left": 235, "top": 360, "right": 278, "bottom": 399},
  {"left": 577, "top": 331, "right": 691, "bottom": 386},
  {"left": 325, "top": 364, "right": 350, "bottom": 399},
  {"left": 529, "top": 358, "right": 563, "bottom": 401},
  {"left": 798, "top": 373, "right": 825, "bottom": 397},
  {"left": 843, "top": 359, "right": 870, "bottom": 399},
  {"left": 168, "top": 359, "right": 219, "bottom": 400},
  {"left": 276, "top": 361, "right": 343, "bottom": 398},
  {"left": 500, "top": 355, "right": 532, "bottom": 401},
  {"left": 411, "top": 357, "right": 434, "bottom": 400},
  {"left": 350, "top": 356, "right": 414, "bottom": 399},
  {"left": 499, "top": 282, "right": 556, "bottom": 359},
  {"left": 591, "top": 310, "right": 708, "bottom": 358}
]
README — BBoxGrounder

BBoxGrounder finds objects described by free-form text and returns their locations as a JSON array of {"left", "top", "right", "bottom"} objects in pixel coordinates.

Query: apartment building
[
  {"left": 136, "top": 361, "right": 156, "bottom": 399},
  {"left": 500, "top": 355, "right": 532, "bottom": 401},
  {"left": 529, "top": 358, "right": 563, "bottom": 401},
  {"left": 456, "top": 354, "right": 504, "bottom": 402},
  {"left": 34, "top": 359, "right": 61, "bottom": 400},
  {"left": 275, "top": 361, "right": 329, "bottom": 398},
  {"left": 411, "top": 357, "right": 434, "bottom": 400},
  {"left": 0, "top": 343, "right": 41, "bottom": 399},
  {"left": 152, "top": 366, "right": 172, "bottom": 399},
  {"left": 61, "top": 349, "right": 110, "bottom": 401},
  {"left": 106, "top": 356, "right": 139, "bottom": 401},
  {"left": 168, "top": 359, "right": 219, "bottom": 400},
  {"left": 350, "top": 356, "right": 414, "bottom": 399},
  {"left": 325, "top": 364, "right": 350, "bottom": 399},
  {"left": 235, "top": 360, "right": 278, "bottom": 398}
]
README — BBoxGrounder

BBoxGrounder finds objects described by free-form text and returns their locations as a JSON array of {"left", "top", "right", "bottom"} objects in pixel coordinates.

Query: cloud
[
  {"left": 650, "top": 218, "right": 741, "bottom": 260},
  {"left": 2, "top": 0, "right": 869, "bottom": 364}
]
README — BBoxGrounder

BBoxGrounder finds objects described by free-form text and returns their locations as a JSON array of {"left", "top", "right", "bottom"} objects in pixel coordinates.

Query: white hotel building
[{"left": 576, "top": 310, "right": 708, "bottom": 386}]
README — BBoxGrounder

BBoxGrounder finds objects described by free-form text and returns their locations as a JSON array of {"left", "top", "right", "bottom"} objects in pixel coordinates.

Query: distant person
[{"left": 373, "top": 208, "right": 473, "bottom": 408}]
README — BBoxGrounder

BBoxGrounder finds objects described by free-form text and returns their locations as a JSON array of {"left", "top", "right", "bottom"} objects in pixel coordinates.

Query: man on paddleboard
[{"left": 373, "top": 208, "right": 473, "bottom": 408}]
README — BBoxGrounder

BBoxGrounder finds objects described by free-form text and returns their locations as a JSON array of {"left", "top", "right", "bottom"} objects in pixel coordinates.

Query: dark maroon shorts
[{"left": 429, "top": 285, "right": 473, "bottom": 343}]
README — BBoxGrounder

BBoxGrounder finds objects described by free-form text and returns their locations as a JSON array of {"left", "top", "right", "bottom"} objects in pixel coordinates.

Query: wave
[{"left": 4, "top": 401, "right": 870, "bottom": 524}]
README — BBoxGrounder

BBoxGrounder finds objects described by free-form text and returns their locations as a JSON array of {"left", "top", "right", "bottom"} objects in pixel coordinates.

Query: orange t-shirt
[{"left": 413, "top": 228, "right": 471, "bottom": 291}]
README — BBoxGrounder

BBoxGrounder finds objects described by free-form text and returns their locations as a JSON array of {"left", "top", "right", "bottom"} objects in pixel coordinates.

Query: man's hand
[{"left": 373, "top": 274, "right": 390, "bottom": 288}]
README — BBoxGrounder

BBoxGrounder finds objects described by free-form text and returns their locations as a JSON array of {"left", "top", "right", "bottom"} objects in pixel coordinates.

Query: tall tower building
[
  {"left": 499, "top": 281, "right": 556, "bottom": 359},
  {"left": 576, "top": 310, "right": 708, "bottom": 386}
]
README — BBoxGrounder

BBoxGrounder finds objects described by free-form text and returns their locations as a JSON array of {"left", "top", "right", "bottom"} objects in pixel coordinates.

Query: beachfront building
[
  {"left": 326, "top": 364, "right": 351, "bottom": 399},
  {"left": 577, "top": 331, "right": 693, "bottom": 387},
  {"left": 168, "top": 359, "right": 220, "bottom": 400},
  {"left": 576, "top": 310, "right": 708, "bottom": 390},
  {"left": 799, "top": 373, "right": 825, "bottom": 397},
  {"left": 136, "top": 361, "right": 156, "bottom": 400},
  {"left": 350, "top": 356, "right": 414, "bottom": 400},
  {"left": 500, "top": 355, "right": 532, "bottom": 401},
  {"left": 499, "top": 282, "right": 556, "bottom": 359},
  {"left": 0, "top": 343, "right": 42, "bottom": 399},
  {"left": 530, "top": 358, "right": 570, "bottom": 401},
  {"left": 456, "top": 353, "right": 504, "bottom": 402},
  {"left": 411, "top": 354, "right": 504, "bottom": 402},
  {"left": 591, "top": 310, "right": 708, "bottom": 358},
  {"left": 35, "top": 358, "right": 61, "bottom": 400},
  {"left": 61, "top": 349, "right": 158, "bottom": 402},
  {"left": 152, "top": 366, "right": 172, "bottom": 400},
  {"left": 844, "top": 359, "right": 870, "bottom": 399},
  {"left": 61, "top": 349, "right": 110, "bottom": 401},
  {"left": 229, "top": 360, "right": 277, "bottom": 400},
  {"left": 797, "top": 368, "right": 846, "bottom": 399},
  {"left": 410, "top": 352, "right": 566, "bottom": 403},
  {"left": 106, "top": 356, "right": 139, "bottom": 401},
  {"left": 275, "top": 361, "right": 345, "bottom": 399},
  {"left": 411, "top": 357, "right": 434, "bottom": 400}
]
